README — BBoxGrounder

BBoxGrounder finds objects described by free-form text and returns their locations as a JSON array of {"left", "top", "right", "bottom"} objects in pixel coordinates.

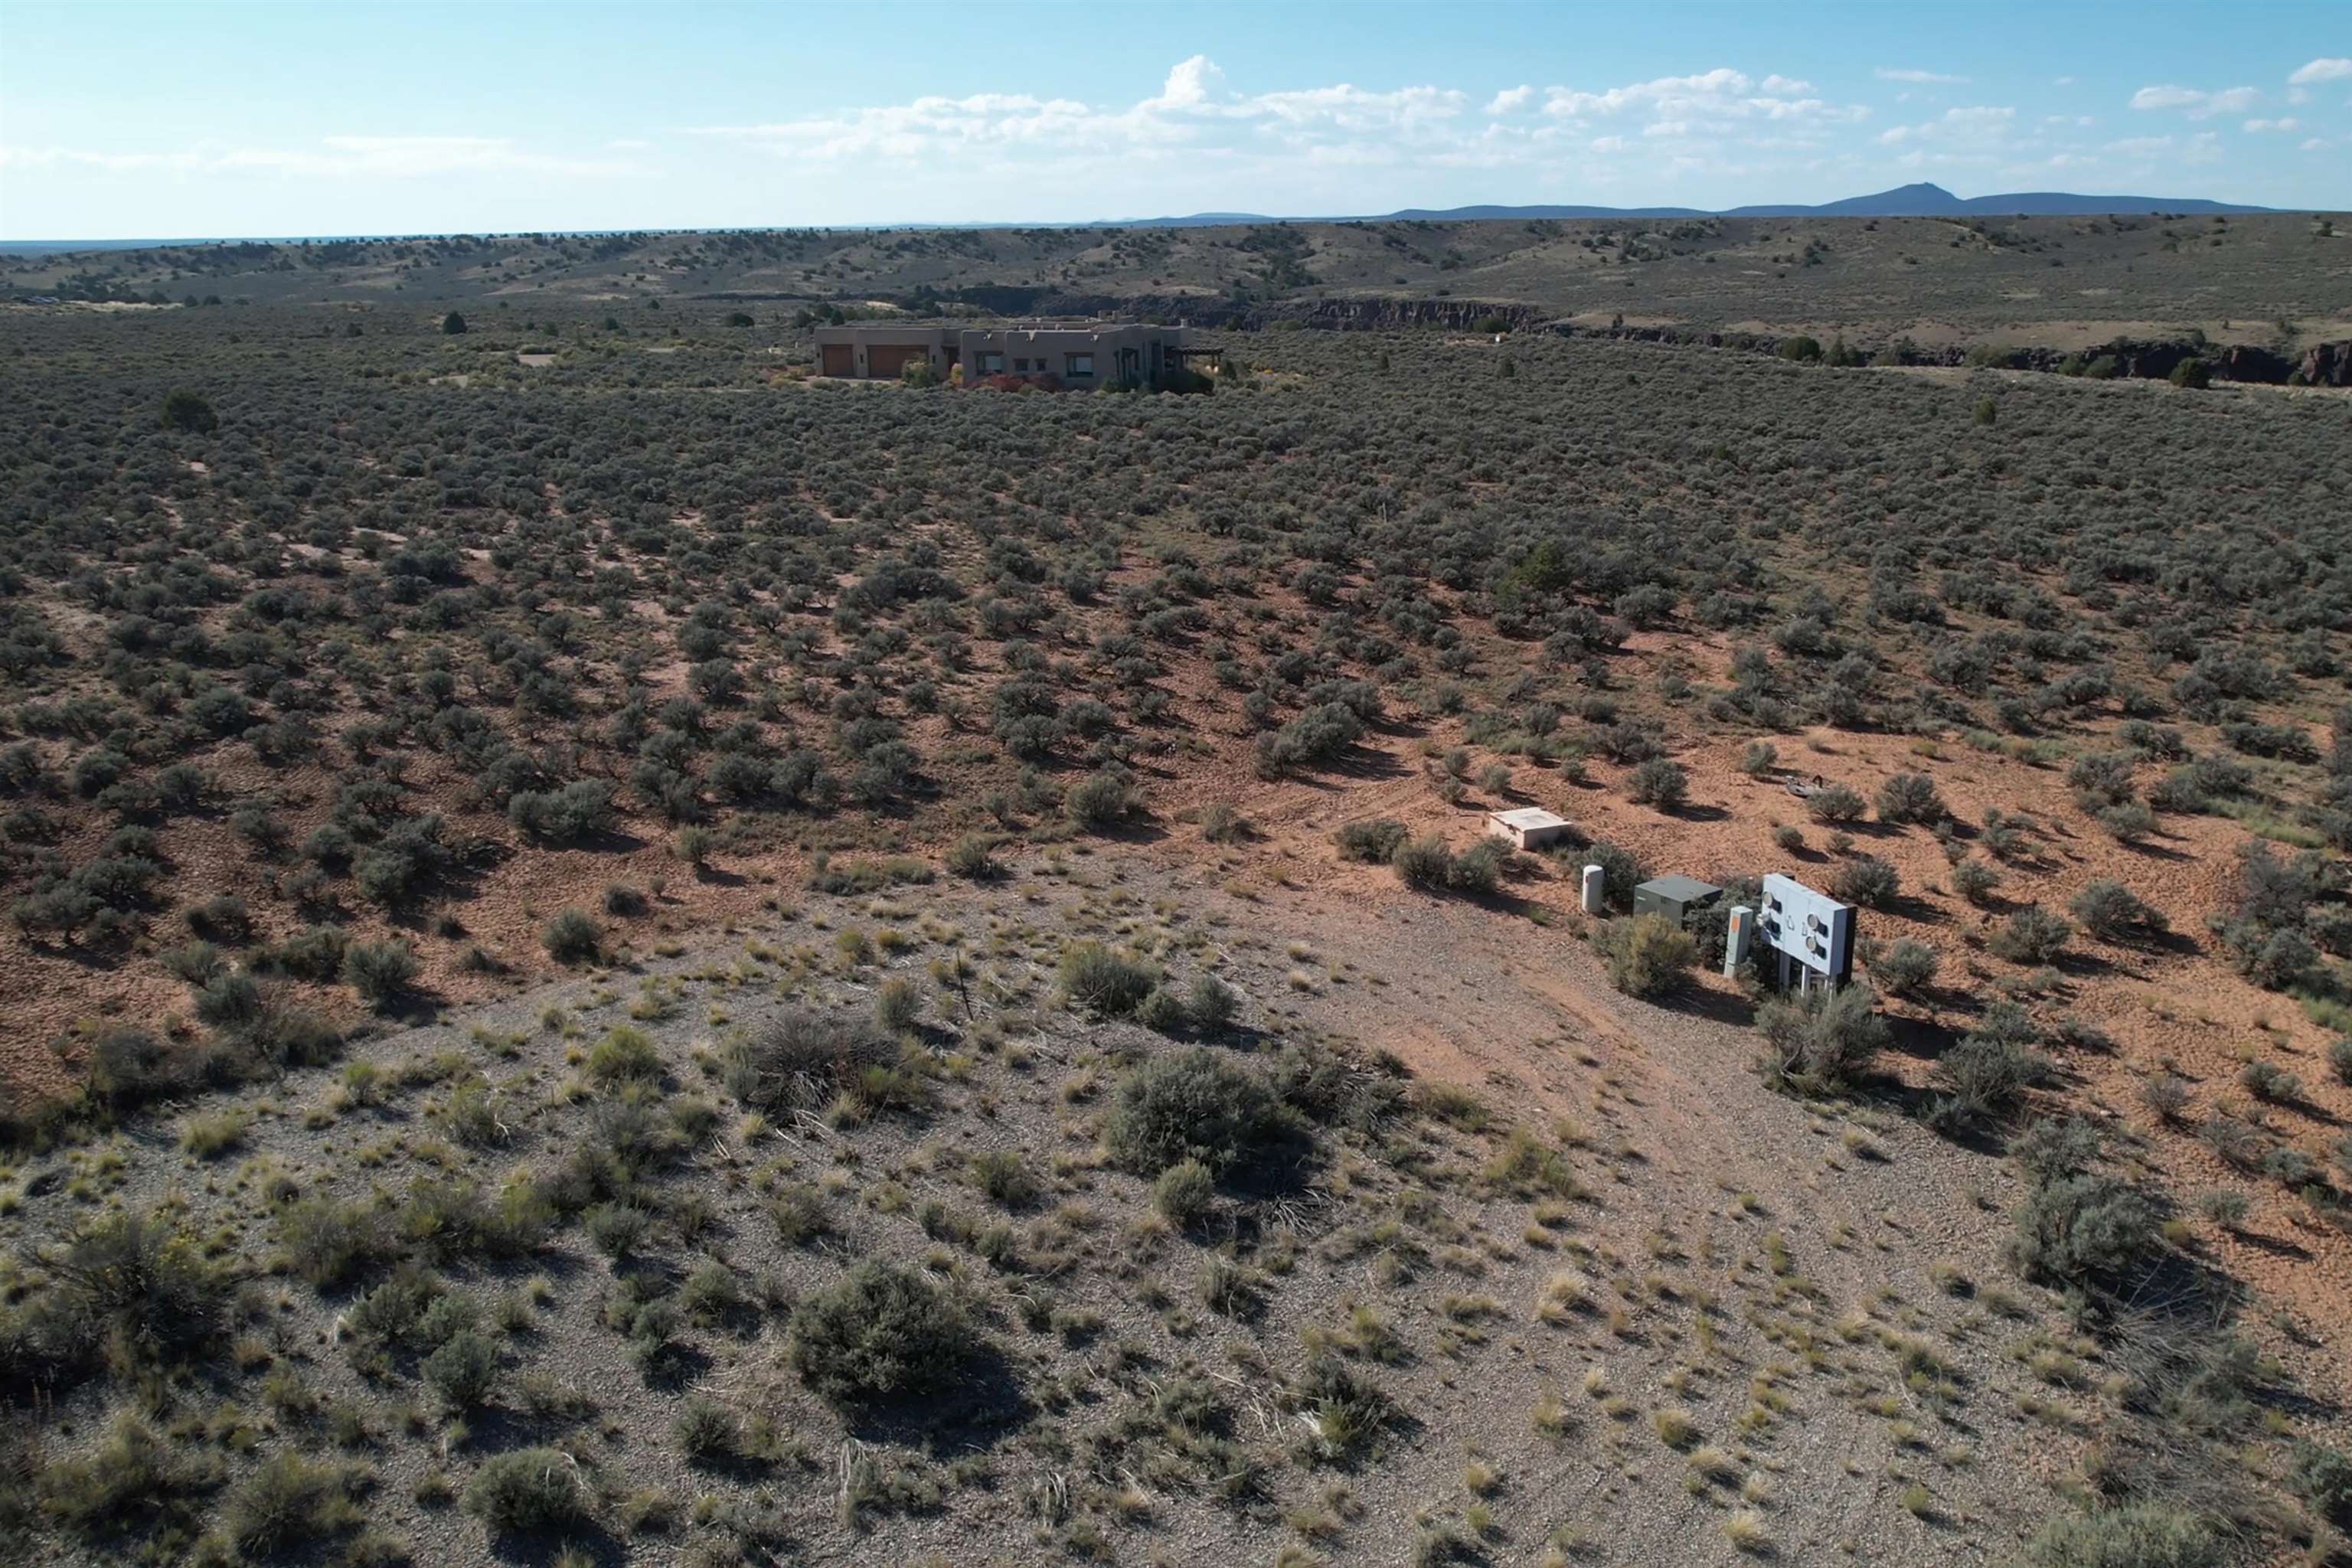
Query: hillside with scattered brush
[
  {"left": 8, "top": 210, "right": 2348, "bottom": 348},
  {"left": 1, "top": 290, "right": 2350, "bottom": 1566}
]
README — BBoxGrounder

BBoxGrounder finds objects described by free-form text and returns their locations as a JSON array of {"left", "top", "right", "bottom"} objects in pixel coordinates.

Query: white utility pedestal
[
  {"left": 1724, "top": 905, "right": 1753, "bottom": 976},
  {"left": 1580, "top": 864, "right": 1606, "bottom": 916}
]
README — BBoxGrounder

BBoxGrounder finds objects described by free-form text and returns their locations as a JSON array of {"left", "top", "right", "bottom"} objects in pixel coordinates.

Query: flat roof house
[{"left": 810, "top": 321, "right": 1216, "bottom": 390}]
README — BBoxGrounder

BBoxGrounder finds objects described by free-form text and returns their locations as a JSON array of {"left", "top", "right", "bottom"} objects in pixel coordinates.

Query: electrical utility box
[
  {"left": 1758, "top": 873, "right": 1855, "bottom": 990},
  {"left": 1632, "top": 874, "right": 1723, "bottom": 929}
]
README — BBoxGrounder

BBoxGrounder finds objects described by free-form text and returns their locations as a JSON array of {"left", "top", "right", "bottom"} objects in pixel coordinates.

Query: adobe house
[{"left": 811, "top": 321, "right": 1218, "bottom": 389}]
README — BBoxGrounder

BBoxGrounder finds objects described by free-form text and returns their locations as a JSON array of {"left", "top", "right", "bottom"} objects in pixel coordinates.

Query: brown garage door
[
  {"left": 821, "top": 343, "right": 855, "bottom": 377},
  {"left": 866, "top": 344, "right": 926, "bottom": 378}
]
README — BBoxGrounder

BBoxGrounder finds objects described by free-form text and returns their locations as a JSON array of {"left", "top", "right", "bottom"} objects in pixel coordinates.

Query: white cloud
[
  {"left": 1875, "top": 67, "right": 1965, "bottom": 83},
  {"left": 1879, "top": 104, "right": 2017, "bottom": 149},
  {"left": 2242, "top": 117, "right": 2300, "bottom": 133},
  {"left": 1148, "top": 54, "right": 1224, "bottom": 109},
  {"left": 2130, "top": 83, "right": 2259, "bottom": 118},
  {"left": 1540, "top": 67, "right": 1863, "bottom": 129},
  {"left": 2287, "top": 57, "right": 2352, "bottom": 84},
  {"left": 1485, "top": 85, "right": 1534, "bottom": 116},
  {"left": 2102, "top": 135, "right": 2175, "bottom": 156}
]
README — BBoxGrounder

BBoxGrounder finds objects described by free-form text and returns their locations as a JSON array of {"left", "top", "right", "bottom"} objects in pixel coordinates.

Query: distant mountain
[
  {"left": 1112, "top": 182, "right": 2272, "bottom": 227},
  {"left": 1720, "top": 181, "right": 2269, "bottom": 217}
]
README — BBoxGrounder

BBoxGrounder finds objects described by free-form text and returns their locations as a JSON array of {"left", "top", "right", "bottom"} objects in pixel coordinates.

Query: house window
[
  {"left": 1064, "top": 353, "right": 1094, "bottom": 377},
  {"left": 977, "top": 351, "right": 1004, "bottom": 374},
  {"left": 1013, "top": 358, "right": 1031, "bottom": 373}
]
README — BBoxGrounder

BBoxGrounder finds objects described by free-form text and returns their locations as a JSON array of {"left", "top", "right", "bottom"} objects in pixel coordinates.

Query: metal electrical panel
[{"left": 1758, "top": 874, "right": 1854, "bottom": 985}]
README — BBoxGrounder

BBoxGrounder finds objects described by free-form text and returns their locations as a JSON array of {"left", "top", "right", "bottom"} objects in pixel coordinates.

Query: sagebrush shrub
[
  {"left": 2067, "top": 879, "right": 2166, "bottom": 941},
  {"left": 1990, "top": 907, "right": 2072, "bottom": 964},
  {"left": 789, "top": 1260, "right": 975, "bottom": 1406},
  {"left": 2008, "top": 1174, "right": 2159, "bottom": 1284},
  {"left": 542, "top": 909, "right": 602, "bottom": 964},
  {"left": 462, "top": 1448, "right": 593, "bottom": 1534},
  {"left": 1831, "top": 854, "right": 1900, "bottom": 909},
  {"left": 1057, "top": 939, "right": 1158, "bottom": 1016},
  {"left": 720, "top": 1008, "right": 894, "bottom": 1110},
  {"left": 1870, "top": 939, "right": 1938, "bottom": 998},
  {"left": 1153, "top": 1158, "right": 1217, "bottom": 1227},
  {"left": 1106, "top": 1047, "right": 1276, "bottom": 1173},
  {"left": 1755, "top": 985, "right": 1887, "bottom": 1094},
  {"left": 341, "top": 939, "right": 420, "bottom": 1005},
  {"left": 1595, "top": 913, "right": 1696, "bottom": 998}
]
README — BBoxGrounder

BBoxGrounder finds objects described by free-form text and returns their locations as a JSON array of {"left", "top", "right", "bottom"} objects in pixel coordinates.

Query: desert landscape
[{"left": 1, "top": 201, "right": 2350, "bottom": 1568}]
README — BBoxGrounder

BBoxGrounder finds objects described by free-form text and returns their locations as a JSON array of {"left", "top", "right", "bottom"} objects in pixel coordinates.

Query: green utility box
[{"left": 1632, "top": 874, "right": 1723, "bottom": 929}]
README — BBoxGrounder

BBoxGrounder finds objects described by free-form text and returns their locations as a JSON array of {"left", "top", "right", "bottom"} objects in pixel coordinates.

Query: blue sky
[{"left": 1, "top": 2, "right": 2344, "bottom": 239}]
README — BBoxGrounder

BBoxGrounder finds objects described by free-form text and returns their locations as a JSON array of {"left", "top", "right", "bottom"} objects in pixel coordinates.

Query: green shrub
[
  {"left": 38, "top": 1209, "right": 229, "bottom": 1375},
  {"left": 180, "top": 1108, "right": 248, "bottom": 1159},
  {"left": 1389, "top": 834, "right": 1454, "bottom": 889},
  {"left": 274, "top": 1197, "right": 397, "bottom": 1289},
  {"left": 1929, "top": 1030, "right": 2056, "bottom": 1132},
  {"left": 2239, "top": 1058, "right": 2301, "bottom": 1104},
  {"left": 462, "top": 1447, "right": 593, "bottom": 1535},
  {"left": 1185, "top": 974, "right": 1240, "bottom": 1035},
  {"left": 2017, "top": 1502, "right": 2217, "bottom": 1567},
  {"left": 945, "top": 833, "right": 999, "bottom": 879},
  {"left": 769, "top": 1182, "right": 832, "bottom": 1245},
  {"left": 1594, "top": 913, "right": 1696, "bottom": 998},
  {"left": 874, "top": 976, "right": 923, "bottom": 1034},
  {"left": 2287, "top": 1442, "right": 2352, "bottom": 1527},
  {"left": 720, "top": 1008, "right": 895, "bottom": 1110},
  {"left": 2068, "top": 880, "right": 2167, "bottom": 942},
  {"left": 161, "top": 387, "right": 218, "bottom": 433},
  {"left": 1200, "top": 802, "right": 1247, "bottom": 843},
  {"left": 2008, "top": 1174, "right": 2160, "bottom": 1285},
  {"left": 1628, "top": 757, "right": 1688, "bottom": 809},
  {"left": 1106, "top": 1047, "right": 1276, "bottom": 1173},
  {"left": 220, "top": 1448, "right": 367, "bottom": 1560},
  {"left": 1755, "top": 985, "right": 1887, "bottom": 1094},
  {"left": 966, "top": 1149, "right": 1037, "bottom": 1207},
  {"left": 423, "top": 1328, "right": 503, "bottom": 1407},
  {"left": 1808, "top": 784, "right": 1867, "bottom": 823},
  {"left": 1831, "top": 854, "right": 1900, "bottom": 909},
  {"left": 542, "top": 909, "right": 602, "bottom": 964},
  {"left": 196, "top": 969, "right": 263, "bottom": 1027},
  {"left": 1583, "top": 840, "right": 1648, "bottom": 910},
  {"left": 1334, "top": 818, "right": 1407, "bottom": 863},
  {"left": 1951, "top": 858, "right": 2001, "bottom": 905},
  {"left": 1296, "top": 1352, "right": 1398, "bottom": 1462},
  {"left": 1134, "top": 985, "right": 1190, "bottom": 1034},
  {"left": 1066, "top": 769, "right": 1134, "bottom": 828},
  {"left": 2330, "top": 1037, "right": 2352, "bottom": 1088},
  {"left": 341, "top": 939, "right": 420, "bottom": 1006},
  {"left": 673, "top": 1396, "right": 744, "bottom": 1465},
  {"left": 789, "top": 1260, "right": 975, "bottom": 1406},
  {"left": 1057, "top": 939, "right": 1159, "bottom": 1016},
  {"left": 1871, "top": 939, "right": 1939, "bottom": 998},
  {"left": 1153, "top": 1158, "right": 1217, "bottom": 1227},
  {"left": 1990, "top": 906, "right": 2072, "bottom": 964},
  {"left": 584, "top": 1203, "right": 652, "bottom": 1258},
  {"left": 37, "top": 1413, "right": 219, "bottom": 1544},
  {"left": 586, "top": 1025, "right": 662, "bottom": 1084}
]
